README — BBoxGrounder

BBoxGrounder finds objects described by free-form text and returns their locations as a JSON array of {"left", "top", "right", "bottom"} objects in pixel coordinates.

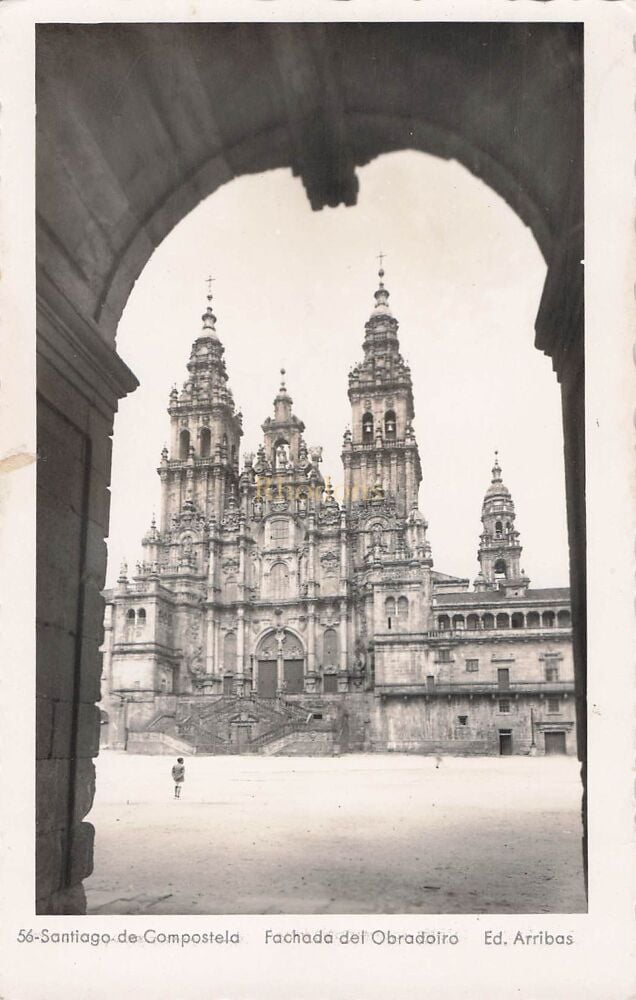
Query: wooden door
[
  {"left": 284, "top": 660, "right": 304, "bottom": 694},
  {"left": 258, "top": 660, "right": 277, "bottom": 699},
  {"left": 544, "top": 731, "right": 566, "bottom": 755},
  {"left": 499, "top": 730, "right": 513, "bottom": 755}
]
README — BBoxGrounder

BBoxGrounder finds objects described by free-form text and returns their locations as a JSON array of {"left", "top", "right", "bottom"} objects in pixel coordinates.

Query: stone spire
[
  {"left": 475, "top": 451, "right": 529, "bottom": 594},
  {"left": 343, "top": 260, "right": 421, "bottom": 516},
  {"left": 159, "top": 280, "right": 243, "bottom": 528},
  {"left": 201, "top": 281, "right": 218, "bottom": 338}
]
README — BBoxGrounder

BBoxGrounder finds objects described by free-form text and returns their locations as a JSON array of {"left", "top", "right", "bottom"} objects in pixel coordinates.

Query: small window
[
  {"left": 362, "top": 412, "right": 374, "bottom": 442},
  {"left": 438, "top": 649, "right": 451, "bottom": 663},
  {"left": 545, "top": 665, "right": 559, "bottom": 682},
  {"left": 384, "top": 410, "right": 397, "bottom": 440},
  {"left": 312, "top": 712, "right": 323, "bottom": 720},
  {"left": 466, "top": 659, "right": 479, "bottom": 672},
  {"left": 458, "top": 715, "right": 468, "bottom": 726},
  {"left": 498, "top": 698, "right": 511, "bottom": 714},
  {"left": 495, "top": 520, "right": 503, "bottom": 538},
  {"left": 137, "top": 608, "right": 146, "bottom": 621},
  {"left": 126, "top": 609, "right": 136, "bottom": 621},
  {"left": 271, "top": 519, "right": 289, "bottom": 544},
  {"left": 547, "top": 697, "right": 561, "bottom": 714}
]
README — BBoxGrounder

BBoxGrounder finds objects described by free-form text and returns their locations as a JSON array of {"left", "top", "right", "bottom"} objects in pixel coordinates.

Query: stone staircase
[{"left": 170, "top": 695, "right": 330, "bottom": 754}]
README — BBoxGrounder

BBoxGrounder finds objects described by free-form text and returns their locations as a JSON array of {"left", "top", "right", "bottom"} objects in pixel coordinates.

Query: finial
[
  {"left": 202, "top": 275, "right": 217, "bottom": 333},
  {"left": 492, "top": 450, "right": 502, "bottom": 482},
  {"left": 280, "top": 367, "right": 286, "bottom": 390},
  {"left": 377, "top": 251, "right": 387, "bottom": 283}
]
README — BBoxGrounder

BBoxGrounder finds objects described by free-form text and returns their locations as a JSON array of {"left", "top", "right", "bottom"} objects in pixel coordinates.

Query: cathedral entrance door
[
  {"left": 284, "top": 660, "right": 304, "bottom": 694},
  {"left": 257, "top": 660, "right": 277, "bottom": 699}
]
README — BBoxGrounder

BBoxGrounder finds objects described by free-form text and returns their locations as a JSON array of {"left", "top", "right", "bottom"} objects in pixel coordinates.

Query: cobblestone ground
[{"left": 85, "top": 752, "right": 586, "bottom": 915}]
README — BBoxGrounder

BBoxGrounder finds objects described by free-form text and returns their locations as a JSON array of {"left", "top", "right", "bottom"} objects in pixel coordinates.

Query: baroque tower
[
  {"left": 474, "top": 452, "right": 530, "bottom": 595},
  {"left": 342, "top": 266, "right": 421, "bottom": 517},
  {"left": 158, "top": 288, "right": 243, "bottom": 533}
]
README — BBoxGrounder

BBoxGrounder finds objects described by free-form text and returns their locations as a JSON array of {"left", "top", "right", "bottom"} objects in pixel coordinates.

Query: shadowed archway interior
[{"left": 35, "top": 21, "right": 584, "bottom": 914}]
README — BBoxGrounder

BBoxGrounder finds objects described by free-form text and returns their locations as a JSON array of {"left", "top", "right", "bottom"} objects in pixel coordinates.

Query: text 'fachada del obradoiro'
[{"left": 101, "top": 271, "right": 575, "bottom": 757}]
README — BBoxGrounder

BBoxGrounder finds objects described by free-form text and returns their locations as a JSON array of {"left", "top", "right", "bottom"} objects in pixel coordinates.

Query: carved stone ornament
[
  {"left": 320, "top": 550, "right": 339, "bottom": 577},
  {"left": 222, "top": 557, "right": 240, "bottom": 575},
  {"left": 271, "top": 497, "right": 289, "bottom": 513}
]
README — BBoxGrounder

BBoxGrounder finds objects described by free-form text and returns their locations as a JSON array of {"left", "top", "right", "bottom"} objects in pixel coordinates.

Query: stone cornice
[{"left": 37, "top": 269, "right": 138, "bottom": 417}]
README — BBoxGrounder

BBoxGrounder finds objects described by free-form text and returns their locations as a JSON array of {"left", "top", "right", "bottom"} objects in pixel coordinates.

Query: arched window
[
  {"left": 483, "top": 613, "right": 495, "bottom": 630},
  {"left": 270, "top": 562, "right": 289, "bottom": 599},
  {"left": 511, "top": 612, "right": 524, "bottom": 629},
  {"left": 467, "top": 613, "right": 480, "bottom": 631},
  {"left": 126, "top": 608, "right": 136, "bottom": 622},
  {"left": 362, "top": 412, "right": 374, "bottom": 443},
  {"left": 438, "top": 614, "right": 450, "bottom": 631},
  {"left": 200, "top": 427, "right": 211, "bottom": 458},
  {"left": 397, "top": 596, "right": 409, "bottom": 621},
  {"left": 494, "top": 559, "right": 507, "bottom": 577},
  {"left": 323, "top": 628, "right": 338, "bottom": 666},
  {"left": 179, "top": 428, "right": 190, "bottom": 460},
  {"left": 527, "top": 611, "right": 540, "bottom": 628},
  {"left": 385, "top": 596, "right": 395, "bottom": 629},
  {"left": 223, "top": 631, "right": 236, "bottom": 670},
  {"left": 496, "top": 613, "right": 510, "bottom": 629},
  {"left": 271, "top": 519, "right": 289, "bottom": 546},
  {"left": 231, "top": 444, "right": 236, "bottom": 464},
  {"left": 137, "top": 608, "right": 146, "bottom": 622},
  {"left": 542, "top": 610, "right": 555, "bottom": 627},
  {"left": 452, "top": 614, "right": 465, "bottom": 631},
  {"left": 495, "top": 520, "right": 503, "bottom": 538},
  {"left": 384, "top": 410, "right": 397, "bottom": 440},
  {"left": 557, "top": 610, "right": 571, "bottom": 627}
]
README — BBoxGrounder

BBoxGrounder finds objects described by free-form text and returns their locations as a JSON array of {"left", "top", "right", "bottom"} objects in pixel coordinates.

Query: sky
[{"left": 105, "top": 150, "right": 568, "bottom": 588}]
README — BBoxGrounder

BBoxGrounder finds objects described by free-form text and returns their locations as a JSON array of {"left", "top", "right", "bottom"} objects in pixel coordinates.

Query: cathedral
[{"left": 101, "top": 270, "right": 576, "bottom": 757}]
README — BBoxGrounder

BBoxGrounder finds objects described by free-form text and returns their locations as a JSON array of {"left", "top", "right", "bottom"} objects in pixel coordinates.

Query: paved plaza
[{"left": 85, "top": 752, "right": 586, "bottom": 915}]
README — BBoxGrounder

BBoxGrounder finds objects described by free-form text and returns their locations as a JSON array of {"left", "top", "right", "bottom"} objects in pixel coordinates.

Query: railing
[
  {"left": 420, "top": 627, "right": 571, "bottom": 639},
  {"left": 376, "top": 680, "right": 575, "bottom": 696}
]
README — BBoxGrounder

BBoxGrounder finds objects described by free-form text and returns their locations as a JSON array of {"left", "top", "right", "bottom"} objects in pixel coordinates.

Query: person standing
[{"left": 171, "top": 757, "right": 185, "bottom": 799}]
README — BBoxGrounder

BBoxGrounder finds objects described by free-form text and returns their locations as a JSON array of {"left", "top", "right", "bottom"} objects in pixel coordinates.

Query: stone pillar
[
  {"left": 339, "top": 603, "right": 348, "bottom": 672},
  {"left": 534, "top": 193, "right": 586, "bottom": 889},
  {"left": 36, "top": 275, "right": 138, "bottom": 914},
  {"left": 237, "top": 608, "right": 245, "bottom": 675},
  {"left": 307, "top": 608, "right": 316, "bottom": 675},
  {"left": 205, "top": 609, "right": 215, "bottom": 676}
]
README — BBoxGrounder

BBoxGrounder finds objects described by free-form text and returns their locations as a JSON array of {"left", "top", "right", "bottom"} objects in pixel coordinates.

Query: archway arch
[
  {"left": 254, "top": 627, "right": 306, "bottom": 697},
  {"left": 35, "top": 22, "right": 585, "bottom": 914}
]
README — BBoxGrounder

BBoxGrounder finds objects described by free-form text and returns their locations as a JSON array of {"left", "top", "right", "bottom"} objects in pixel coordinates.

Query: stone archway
[
  {"left": 35, "top": 22, "right": 584, "bottom": 913},
  {"left": 254, "top": 628, "right": 306, "bottom": 699}
]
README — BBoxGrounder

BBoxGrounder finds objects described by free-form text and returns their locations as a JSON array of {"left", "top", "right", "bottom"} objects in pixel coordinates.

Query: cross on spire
[
  {"left": 206, "top": 275, "right": 215, "bottom": 300},
  {"left": 377, "top": 251, "right": 386, "bottom": 270}
]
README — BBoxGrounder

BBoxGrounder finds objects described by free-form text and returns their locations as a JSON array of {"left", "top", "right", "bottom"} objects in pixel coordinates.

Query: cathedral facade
[{"left": 101, "top": 272, "right": 576, "bottom": 757}]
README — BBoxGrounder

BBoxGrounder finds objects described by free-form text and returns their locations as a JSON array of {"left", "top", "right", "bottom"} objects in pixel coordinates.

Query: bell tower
[
  {"left": 342, "top": 263, "right": 421, "bottom": 517},
  {"left": 475, "top": 452, "right": 530, "bottom": 595},
  {"left": 158, "top": 285, "right": 243, "bottom": 531}
]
